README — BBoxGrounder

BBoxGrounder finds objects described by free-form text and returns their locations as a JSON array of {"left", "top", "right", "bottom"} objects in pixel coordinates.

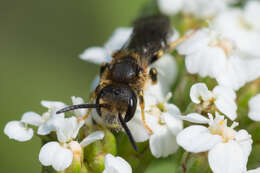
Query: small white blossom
[
  {"left": 103, "top": 154, "right": 132, "bottom": 173},
  {"left": 71, "top": 96, "right": 93, "bottom": 126},
  {"left": 4, "top": 101, "right": 66, "bottom": 142},
  {"left": 177, "top": 113, "right": 252, "bottom": 173},
  {"left": 4, "top": 120, "right": 34, "bottom": 142},
  {"left": 129, "top": 93, "right": 183, "bottom": 158},
  {"left": 190, "top": 83, "right": 237, "bottom": 120},
  {"left": 213, "top": 1, "right": 260, "bottom": 58},
  {"left": 157, "top": 0, "right": 184, "bottom": 15},
  {"left": 177, "top": 28, "right": 251, "bottom": 90},
  {"left": 80, "top": 27, "right": 132, "bottom": 64},
  {"left": 158, "top": 0, "right": 238, "bottom": 18},
  {"left": 247, "top": 168, "right": 260, "bottom": 173},
  {"left": 182, "top": 0, "right": 228, "bottom": 18},
  {"left": 39, "top": 116, "right": 104, "bottom": 171},
  {"left": 35, "top": 101, "right": 67, "bottom": 135},
  {"left": 248, "top": 94, "right": 260, "bottom": 121},
  {"left": 71, "top": 96, "right": 87, "bottom": 117}
]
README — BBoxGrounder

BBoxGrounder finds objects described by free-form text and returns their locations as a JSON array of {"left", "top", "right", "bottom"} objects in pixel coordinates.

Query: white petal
[
  {"left": 164, "top": 104, "right": 183, "bottom": 135},
  {"left": 37, "top": 123, "right": 54, "bottom": 135},
  {"left": 235, "top": 130, "right": 252, "bottom": 163},
  {"left": 177, "top": 125, "right": 222, "bottom": 153},
  {"left": 127, "top": 112, "right": 150, "bottom": 142},
  {"left": 39, "top": 142, "right": 60, "bottom": 166},
  {"left": 4, "top": 121, "right": 33, "bottom": 142},
  {"left": 249, "top": 94, "right": 260, "bottom": 121},
  {"left": 185, "top": 47, "right": 227, "bottom": 78},
  {"left": 208, "top": 141, "right": 247, "bottom": 173},
  {"left": 176, "top": 113, "right": 210, "bottom": 124},
  {"left": 55, "top": 117, "right": 83, "bottom": 143},
  {"left": 216, "top": 56, "right": 248, "bottom": 91},
  {"left": 90, "top": 75, "right": 100, "bottom": 92},
  {"left": 248, "top": 168, "right": 260, "bottom": 173},
  {"left": 149, "top": 129, "right": 179, "bottom": 158},
  {"left": 52, "top": 146, "right": 73, "bottom": 171},
  {"left": 79, "top": 47, "right": 110, "bottom": 64},
  {"left": 182, "top": 0, "right": 227, "bottom": 18},
  {"left": 244, "top": 1, "right": 260, "bottom": 31},
  {"left": 151, "top": 54, "right": 177, "bottom": 94},
  {"left": 103, "top": 154, "right": 132, "bottom": 173},
  {"left": 104, "top": 27, "right": 132, "bottom": 54},
  {"left": 80, "top": 131, "right": 104, "bottom": 147},
  {"left": 41, "top": 100, "right": 66, "bottom": 110},
  {"left": 157, "top": 0, "right": 183, "bottom": 15},
  {"left": 245, "top": 58, "right": 260, "bottom": 83},
  {"left": 177, "top": 29, "right": 211, "bottom": 55},
  {"left": 190, "top": 83, "right": 212, "bottom": 104},
  {"left": 37, "top": 115, "right": 64, "bottom": 135},
  {"left": 21, "top": 112, "right": 43, "bottom": 126},
  {"left": 213, "top": 85, "right": 237, "bottom": 120},
  {"left": 71, "top": 96, "right": 87, "bottom": 117}
]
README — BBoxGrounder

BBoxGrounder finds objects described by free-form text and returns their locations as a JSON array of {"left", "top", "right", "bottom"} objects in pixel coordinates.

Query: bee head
[
  {"left": 96, "top": 84, "right": 137, "bottom": 123},
  {"left": 96, "top": 84, "right": 138, "bottom": 151},
  {"left": 56, "top": 84, "right": 138, "bottom": 151}
]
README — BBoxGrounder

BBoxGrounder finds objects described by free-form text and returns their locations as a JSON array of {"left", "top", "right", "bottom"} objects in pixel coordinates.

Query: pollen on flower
[
  {"left": 208, "top": 35, "right": 235, "bottom": 56},
  {"left": 69, "top": 141, "right": 82, "bottom": 157},
  {"left": 208, "top": 114, "right": 237, "bottom": 142},
  {"left": 148, "top": 93, "right": 173, "bottom": 125}
]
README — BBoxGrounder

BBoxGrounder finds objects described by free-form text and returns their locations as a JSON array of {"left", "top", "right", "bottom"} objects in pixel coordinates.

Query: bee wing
[{"left": 122, "top": 15, "right": 173, "bottom": 63}]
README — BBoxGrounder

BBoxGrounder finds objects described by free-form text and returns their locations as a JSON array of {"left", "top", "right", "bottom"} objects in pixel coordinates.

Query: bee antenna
[
  {"left": 118, "top": 112, "right": 138, "bottom": 152},
  {"left": 56, "top": 104, "right": 107, "bottom": 114}
]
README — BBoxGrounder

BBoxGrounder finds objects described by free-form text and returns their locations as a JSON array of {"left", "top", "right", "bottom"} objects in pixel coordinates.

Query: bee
[{"left": 57, "top": 15, "right": 195, "bottom": 151}]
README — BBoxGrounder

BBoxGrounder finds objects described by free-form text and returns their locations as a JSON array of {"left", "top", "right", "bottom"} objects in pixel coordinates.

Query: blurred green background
[{"left": 0, "top": 0, "right": 163, "bottom": 172}]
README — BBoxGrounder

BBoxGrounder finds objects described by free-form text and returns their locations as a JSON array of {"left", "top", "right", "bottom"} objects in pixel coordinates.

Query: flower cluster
[{"left": 4, "top": 0, "right": 260, "bottom": 173}]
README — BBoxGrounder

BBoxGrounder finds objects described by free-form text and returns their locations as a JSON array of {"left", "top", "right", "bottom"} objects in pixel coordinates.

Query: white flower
[
  {"left": 248, "top": 94, "right": 260, "bottom": 121},
  {"left": 157, "top": 0, "right": 238, "bottom": 18},
  {"left": 71, "top": 96, "right": 93, "bottom": 126},
  {"left": 157, "top": 0, "right": 184, "bottom": 15},
  {"left": 190, "top": 83, "right": 237, "bottom": 120},
  {"left": 177, "top": 28, "right": 250, "bottom": 90},
  {"left": 103, "top": 154, "right": 132, "bottom": 173},
  {"left": 39, "top": 116, "right": 104, "bottom": 171},
  {"left": 212, "top": 2, "right": 260, "bottom": 82},
  {"left": 4, "top": 101, "right": 66, "bottom": 141},
  {"left": 4, "top": 120, "right": 33, "bottom": 142},
  {"left": 213, "top": 1, "right": 260, "bottom": 58},
  {"left": 71, "top": 96, "right": 87, "bottom": 117},
  {"left": 151, "top": 54, "right": 178, "bottom": 95},
  {"left": 23, "top": 101, "right": 67, "bottom": 135},
  {"left": 182, "top": 0, "right": 228, "bottom": 18},
  {"left": 247, "top": 168, "right": 260, "bottom": 173},
  {"left": 177, "top": 113, "right": 252, "bottom": 173},
  {"left": 128, "top": 93, "right": 183, "bottom": 158},
  {"left": 80, "top": 27, "right": 132, "bottom": 64}
]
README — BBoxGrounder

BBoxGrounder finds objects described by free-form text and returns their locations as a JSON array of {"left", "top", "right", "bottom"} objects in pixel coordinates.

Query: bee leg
[
  {"left": 169, "top": 28, "right": 198, "bottom": 50},
  {"left": 139, "top": 91, "right": 153, "bottom": 134},
  {"left": 149, "top": 67, "right": 158, "bottom": 85},
  {"left": 78, "top": 90, "right": 97, "bottom": 122},
  {"left": 150, "top": 29, "right": 198, "bottom": 64}
]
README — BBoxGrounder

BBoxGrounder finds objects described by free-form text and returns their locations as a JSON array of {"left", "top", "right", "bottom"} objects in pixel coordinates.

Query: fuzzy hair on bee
[{"left": 57, "top": 14, "right": 196, "bottom": 151}]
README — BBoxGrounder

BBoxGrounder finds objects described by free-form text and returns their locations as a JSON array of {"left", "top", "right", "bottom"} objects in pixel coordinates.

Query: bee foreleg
[
  {"left": 169, "top": 28, "right": 198, "bottom": 50},
  {"left": 149, "top": 67, "right": 158, "bottom": 85},
  {"left": 139, "top": 91, "right": 153, "bottom": 134}
]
